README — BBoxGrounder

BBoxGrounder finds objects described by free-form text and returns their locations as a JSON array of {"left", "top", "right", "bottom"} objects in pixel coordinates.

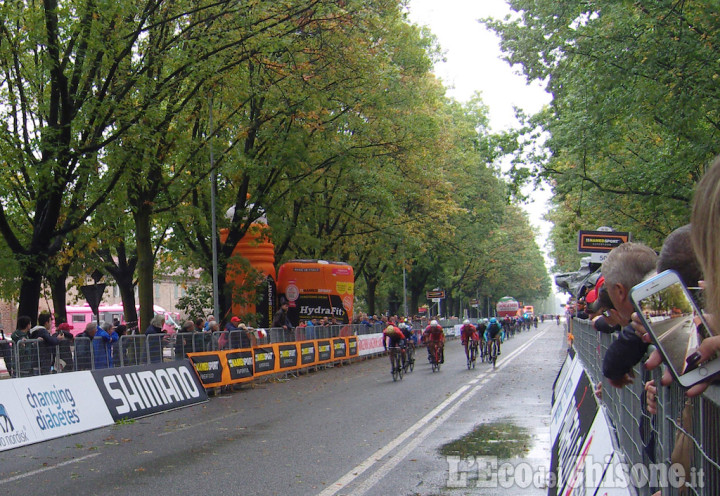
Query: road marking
[
  {"left": 318, "top": 328, "right": 550, "bottom": 496},
  {"left": 0, "top": 453, "right": 100, "bottom": 485}
]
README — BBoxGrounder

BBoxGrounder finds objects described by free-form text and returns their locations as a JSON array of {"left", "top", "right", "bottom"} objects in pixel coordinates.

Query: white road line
[
  {"left": 318, "top": 328, "right": 550, "bottom": 496},
  {"left": 0, "top": 452, "right": 100, "bottom": 485}
]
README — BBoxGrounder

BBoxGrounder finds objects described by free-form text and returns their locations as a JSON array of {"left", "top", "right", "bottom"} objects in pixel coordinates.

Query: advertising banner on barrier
[
  {"left": 549, "top": 357, "right": 599, "bottom": 496},
  {"left": 226, "top": 350, "right": 254, "bottom": 381},
  {"left": 253, "top": 346, "right": 277, "bottom": 376},
  {"left": 347, "top": 336, "right": 358, "bottom": 357},
  {"left": 91, "top": 360, "right": 208, "bottom": 421},
  {"left": 277, "top": 343, "right": 299, "bottom": 370},
  {"left": 332, "top": 338, "right": 347, "bottom": 360},
  {"left": 0, "top": 372, "right": 114, "bottom": 452},
  {"left": 317, "top": 340, "right": 332, "bottom": 362},
  {"left": 357, "top": 333, "right": 384, "bottom": 356},
  {"left": 299, "top": 341, "right": 317, "bottom": 366},
  {"left": 188, "top": 352, "right": 225, "bottom": 387}
]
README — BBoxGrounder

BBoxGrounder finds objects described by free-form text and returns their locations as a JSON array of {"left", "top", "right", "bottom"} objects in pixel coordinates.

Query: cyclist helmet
[
  {"left": 489, "top": 317, "right": 498, "bottom": 324},
  {"left": 430, "top": 319, "right": 439, "bottom": 326},
  {"left": 463, "top": 319, "right": 470, "bottom": 325},
  {"left": 398, "top": 323, "right": 407, "bottom": 329}
]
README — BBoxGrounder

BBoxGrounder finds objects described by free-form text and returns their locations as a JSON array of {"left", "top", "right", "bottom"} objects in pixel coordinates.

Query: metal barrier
[
  {"left": 572, "top": 318, "right": 720, "bottom": 495},
  {"left": 0, "top": 322, "right": 396, "bottom": 377}
]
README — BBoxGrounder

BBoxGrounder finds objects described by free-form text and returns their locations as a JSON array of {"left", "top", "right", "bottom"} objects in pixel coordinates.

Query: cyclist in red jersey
[
  {"left": 422, "top": 319, "right": 445, "bottom": 364},
  {"left": 460, "top": 319, "right": 479, "bottom": 363},
  {"left": 383, "top": 321, "right": 406, "bottom": 370}
]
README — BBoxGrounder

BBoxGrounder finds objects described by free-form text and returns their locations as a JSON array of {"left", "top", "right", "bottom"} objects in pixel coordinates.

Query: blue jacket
[{"left": 93, "top": 327, "right": 119, "bottom": 369}]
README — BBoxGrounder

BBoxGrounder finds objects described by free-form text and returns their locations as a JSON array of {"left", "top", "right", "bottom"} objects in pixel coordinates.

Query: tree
[{"left": 484, "top": 1, "right": 720, "bottom": 259}]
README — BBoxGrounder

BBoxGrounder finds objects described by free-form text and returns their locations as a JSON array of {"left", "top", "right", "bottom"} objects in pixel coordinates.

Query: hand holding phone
[{"left": 630, "top": 269, "right": 720, "bottom": 388}]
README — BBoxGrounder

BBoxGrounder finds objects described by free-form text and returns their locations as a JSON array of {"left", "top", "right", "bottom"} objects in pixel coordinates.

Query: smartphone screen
[{"left": 633, "top": 276, "right": 710, "bottom": 378}]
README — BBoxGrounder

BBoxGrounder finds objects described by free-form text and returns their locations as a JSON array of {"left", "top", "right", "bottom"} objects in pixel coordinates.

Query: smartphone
[{"left": 630, "top": 269, "right": 719, "bottom": 387}]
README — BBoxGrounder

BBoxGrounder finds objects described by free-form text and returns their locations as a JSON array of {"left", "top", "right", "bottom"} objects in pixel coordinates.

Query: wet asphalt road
[{"left": 0, "top": 321, "right": 567, "bottom": 496}]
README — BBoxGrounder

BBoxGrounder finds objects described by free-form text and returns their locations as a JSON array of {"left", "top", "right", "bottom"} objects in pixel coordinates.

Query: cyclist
[
  {"left": 460, "top": 319, "right": 479, "bottom": 363},
  {"left": 422, "top": 319, "right": 445, "bottom": 364},
  {"left": 484, "top": 317, "right": 503, "bottom": 356},
  {"left": 383, "top": 321, "right": 406, "bottom": 371},
  {"left": 399, "top": 323, "right": 416, "bottom": 367}
]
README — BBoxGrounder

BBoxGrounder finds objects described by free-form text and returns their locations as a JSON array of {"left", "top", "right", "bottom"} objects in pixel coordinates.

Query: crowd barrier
[
  {"left": 0, "top": 359, "right": 207, "bottom": 452},
  {"left": 187, "top": 336, "right": 358, "bottom": 388},
  {"left": 567, "top": 318, "right": 720, "bottom": 496},
  {"left": 0, "top": 322, "right": 435, "bottom": 377}
]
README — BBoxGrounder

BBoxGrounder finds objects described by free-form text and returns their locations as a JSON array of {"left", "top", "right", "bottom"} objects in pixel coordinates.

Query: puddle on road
[{"left": 438, "top": 422, "right": 531, "bottom": 459}]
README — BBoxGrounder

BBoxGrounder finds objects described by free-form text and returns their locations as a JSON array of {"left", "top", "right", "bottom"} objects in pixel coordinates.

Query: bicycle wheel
[
  {"left": 391, "top": 352, "right": 399, "bottom": 381},
  {"left": 491, "top": 341, "right": 498, "bottom": 368}
]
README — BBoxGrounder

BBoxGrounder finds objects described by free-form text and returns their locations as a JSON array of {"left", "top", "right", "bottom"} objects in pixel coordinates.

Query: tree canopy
[
  {"left": 0, "top": 0, "right": 551, "bottom": 324},
  {"left": 485, "top": 0, "right": 720, "bottom": 272}
]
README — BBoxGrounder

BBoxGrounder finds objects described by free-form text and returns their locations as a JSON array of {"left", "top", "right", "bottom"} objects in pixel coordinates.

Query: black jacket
[{"left": 602, "top": 324, "right": 649, "bottom": 381}]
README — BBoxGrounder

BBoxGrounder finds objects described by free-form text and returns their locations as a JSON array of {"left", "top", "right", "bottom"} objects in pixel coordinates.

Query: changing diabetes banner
[
  {"left": 0, "top": 372, "right": 114, "bottom": 452},
  {"left": 188, "top": 336, "right": 359, "bottom": 389},
  {"left": 91, "top": 360, "right": 208, "bottom": 421}
]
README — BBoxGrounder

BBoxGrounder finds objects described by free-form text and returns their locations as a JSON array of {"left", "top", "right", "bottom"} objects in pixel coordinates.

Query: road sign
[{"left": 426, "top": 290, "right": 445, "bottom": 299}]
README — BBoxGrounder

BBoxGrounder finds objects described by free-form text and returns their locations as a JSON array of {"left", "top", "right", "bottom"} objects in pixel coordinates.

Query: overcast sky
[{"left": 406, "top": 0, "right": 556, "bottom": 265}]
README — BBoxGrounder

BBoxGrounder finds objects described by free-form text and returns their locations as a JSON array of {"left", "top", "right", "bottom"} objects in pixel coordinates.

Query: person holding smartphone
[
  {"left": 641, "top": 159, "right": 720, "bottom": 397},
  {"left": 599, "top": 243, "right": 658, "bottom": 387}
]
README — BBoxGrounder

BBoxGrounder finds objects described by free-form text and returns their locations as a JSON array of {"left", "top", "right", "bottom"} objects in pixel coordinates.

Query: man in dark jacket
[
  {"left": 75, "top": 322, "right": 96, "bottom": 370},
  {"left": 145, "top": 314, "right": 166, "bottom": 364},
  {"left": 30, "top": 312, "right": 62, "bottom": 374},
  {"left": 272, "top": 300, "right": 293, "bottom": 342},
  {"left": 600, "top": 242, "right": 658, "bottom": 387},
  {"left": 53, "top": 323, "right": 74, "bottom": 372}
]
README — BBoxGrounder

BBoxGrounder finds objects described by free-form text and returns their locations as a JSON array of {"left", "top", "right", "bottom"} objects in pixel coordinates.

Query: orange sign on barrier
[{"left": 188, "top": 336, "right": 359, "bottom": 388}]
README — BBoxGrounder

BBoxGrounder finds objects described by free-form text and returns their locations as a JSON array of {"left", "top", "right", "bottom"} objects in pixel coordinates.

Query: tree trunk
[
  {"left": 365, "top": 274, "right": 378, "bottom": 316},
  {"left": 101, "top": 243, "right": 139, "bottom": 326},
  {"left": 49, "top": 265, "right": 71, "bottom": 325},
  {"left": 17, "top": 265, "right": 44, "bottom": 324},
  {"left": 134, "top": 206, "right": 155, "bottom": 332}
]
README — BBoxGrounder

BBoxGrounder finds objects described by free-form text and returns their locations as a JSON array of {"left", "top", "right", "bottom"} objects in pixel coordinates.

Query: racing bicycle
[
  {"left": 466, "top": 338, "right": 478, "bottom": 369},
  {"left": 388, "top": 346, "right": 404, "bottom": 381},
  {"left": 428, "top": 341, "right": 443, "bottom": 372},
  {"left": 403, "top": 341, "right": 415, "bottom": 374}
]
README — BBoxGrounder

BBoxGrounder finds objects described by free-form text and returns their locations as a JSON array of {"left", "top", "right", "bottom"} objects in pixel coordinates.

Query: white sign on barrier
[
  {"left": 357, "top": 333, "right": 385, "bottom": 356},
  {"left": 0, "top": 372, "right": 114, "bottom": 452}
]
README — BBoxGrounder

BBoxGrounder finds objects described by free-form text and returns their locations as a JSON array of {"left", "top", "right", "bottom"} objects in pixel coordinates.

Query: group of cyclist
[
  {"left": 382, "top": 310, "right": 554, "bottom": 375},
  {"left": 382, "top": 315, "right": 514, "bottom": 375},
  {"left": 459, "top": 318, "right": 503, "bottom": 367}
]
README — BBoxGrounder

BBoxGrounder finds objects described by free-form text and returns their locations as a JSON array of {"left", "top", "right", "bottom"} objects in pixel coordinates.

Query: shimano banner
[{"left": 91, "top": 360, "right": 208, "bottom": 421}]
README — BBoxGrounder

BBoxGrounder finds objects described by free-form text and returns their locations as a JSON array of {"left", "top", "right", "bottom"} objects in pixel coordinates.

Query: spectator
[
  {"left": 0, "top": 324, "right": 13, "bottom": 377},
  {"left": 145, "top": 314, "right": 166, "bottom": 363},
  {"left": 53, "top": 323, "right": 74, "bottom": 372},
  {"left": 305, "top": 319, "right": 316, "bottom": 340},
  {"left": 113, "top": 324, "right": 128, "bottom": 367},
  {"left": 93, "top": 321, "right": 119, "bottom": 369},
  {"left": 641, "top": 159, "right": 720, "bottom": 396},
  {"left": 600, "top": 242, "right": 658, "bottom": 386},
  {"left": 237, "top": 323, "right": 256, "bottom": 348},
  {"left": 272, "top": 300, "right": 293, "bottom": 342},
  {"left": 30, "top": 312, "right": 62, "bottom": 374},
  {"left": 175, "top": 320, "right": 196, "bottom": 358},
  {"left": 226, "top": 316, "right": 244, "bottom": 349},
  {"left": 75, "top": 322, "right": 96, "bottom": 370},
  {"left": 11, "top": 316, "right": 33, "bottom": 377}
]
